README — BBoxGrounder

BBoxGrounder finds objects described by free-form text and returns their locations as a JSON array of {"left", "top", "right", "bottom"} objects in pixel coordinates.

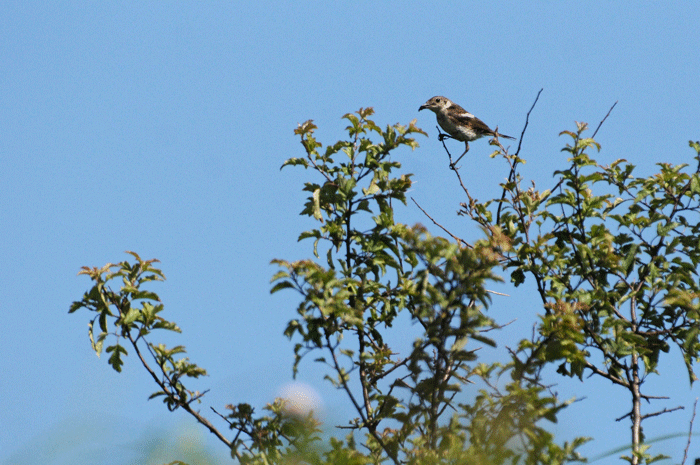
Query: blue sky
[{"left": 2, "top": 2, "right": 700, "bottom": 463}]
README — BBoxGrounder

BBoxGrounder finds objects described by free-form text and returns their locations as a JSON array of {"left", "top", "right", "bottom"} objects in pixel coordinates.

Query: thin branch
[
  {"left": 584, "top": 360, "right": 628, "bottom": 388},
  {"left": 483, "top": 318, "right": 516, "bottom": 333},
  {"left": 496, "top": 88, "right": 543, "bottom": 224},
  {"left": 326, "top": 335, "right": 367, "bottom": 421},
  {"left": 325, "top": 332, "right": 400, "bottom": 465},
  {"left": 374, "top": 382, "right": 400, "bottom": 419},
  {"left": 436, "top": 389, "right": 461, "bottom": 418},
  {"left": 682, "top": 398, "right": 698, "bottom": 465},
  {"left": 640, "top": 405, "right": 684, "bottom": 420},
  {"left": 411, "top": 196, "right": 470, "bottom": 248},
  {"left": 435, "top": 127, "right": 457, "bottom": 168},
  {"left": 514, "top": 88, "right": 543, "bottom": 158},
  {"left": 484, "top": 289, "right": 510, "bottom": 297},
  {"left": 639, "top": 393, "right": 670, "bottom": 401},
  {"left": 592, "top": 101, "right": 618, "bottom": 138},
  {"left": 128, "top": 333, "right": 234, "bottom": 451},
  {"left": 369, "top": 355, "right": 411, "bottom": 383},
  {"left": 211, "top": 406, "right": 234, "bottom": 428},
  {"left": 104, "top": 289, "right": 234, "bottom": 452}
]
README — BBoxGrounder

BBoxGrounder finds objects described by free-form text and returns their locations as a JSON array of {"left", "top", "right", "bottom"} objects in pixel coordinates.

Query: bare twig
[
  {"left": 514, "top": 88, "right": 543, "bottom": 158},
  {"left": 106, "top": 291, "right": 235, "bottom": 454},
  {"left": 584, "top": 360, "right": 628, "bottom": 388},
  {"left": 436, "top": 126, "right": 457, "bottom": 168},
  {"left": 484, "top": 289, "right": 510, "bottom": 297},
  {"left": 369, "top": 356, "right": 411, "bottom": 383},
  {"left": 433, "top": 131, "right": 483, "bottom": 220},
  {"left": 482, "top": 318, "right": 517, "bottom": 332},
  {"left": 496, "top": 89, "right": 543, "bottom": 224},
  {"left": 325, "top": 332, "right": 400, "bottom": 465},
  {"left": 128, "top": 334, "right": 235, "bottom": 452},
  {"left": 211, "top": 406, "right": 234, "bottom": 427},
  {"left": 411, "top": 197, "right": 510, "bottom": 297},
  {"left": 682, "top": 398, "right": 698, "bottom": 465},
  {"left": 411, "top": 197, "right": 470, "bottom": 248},
  {"left": 640, "top": 405, "right": 684, "bottom": 420},
  {"left": 639, "top": 393, "right": 670, "bottom": 401},
  {"left": 592, "top": 101, "right": 618, "bottom": 138}
]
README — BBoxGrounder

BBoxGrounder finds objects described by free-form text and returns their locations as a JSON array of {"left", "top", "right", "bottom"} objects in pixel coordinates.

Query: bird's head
[{"left": 418, "top": 96, "right": 452, "bottom": 113}]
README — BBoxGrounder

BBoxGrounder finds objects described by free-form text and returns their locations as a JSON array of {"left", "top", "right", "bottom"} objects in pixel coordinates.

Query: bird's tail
[{"left": 493, "top": 126, "right": 515, "bottom": 140}]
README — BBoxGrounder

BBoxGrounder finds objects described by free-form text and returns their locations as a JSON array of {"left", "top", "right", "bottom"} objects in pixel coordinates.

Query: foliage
[
  {"left": 78, "top": 106, "right": 700, "bottom": 464},
  {"left": 69, "top": 253, "right": 323, "bottom": 464},
  {"left": 269, "top": 108, "right": 587, "bottom": 464},
  {"left": 457, "top": 118, "right": 700, "bottom": 464}
]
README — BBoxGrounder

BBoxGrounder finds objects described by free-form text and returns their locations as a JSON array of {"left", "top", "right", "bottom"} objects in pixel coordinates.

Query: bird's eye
[{"left": 435, "top": 98, "right": 441, "bottom": 103}]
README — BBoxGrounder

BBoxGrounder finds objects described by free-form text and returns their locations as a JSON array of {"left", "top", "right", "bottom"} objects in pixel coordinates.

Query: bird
[{"left": 419, "top": 96, "right": 515, "bottom": 165}]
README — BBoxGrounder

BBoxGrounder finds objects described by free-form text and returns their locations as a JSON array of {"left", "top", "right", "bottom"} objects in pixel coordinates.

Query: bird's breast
[{"left": 436, "top": 114, "right": 479, "bottom": 142}]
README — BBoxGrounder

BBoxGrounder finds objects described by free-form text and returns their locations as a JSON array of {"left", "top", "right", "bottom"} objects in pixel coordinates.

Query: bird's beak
[{"left": 418, "top": 105, "right": 427, "bottom": 111}]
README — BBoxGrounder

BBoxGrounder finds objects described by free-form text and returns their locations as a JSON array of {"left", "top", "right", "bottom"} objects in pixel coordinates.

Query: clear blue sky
[{"left": 2, "top": 2, "right": 700, "bottom": 463}]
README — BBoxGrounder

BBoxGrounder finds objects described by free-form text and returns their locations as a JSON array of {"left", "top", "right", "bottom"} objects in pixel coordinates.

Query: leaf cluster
[
  {"left": 459, "top": 117, "right": 700, "bottom": 462},
  {"left": 271, "top": 109, "right": 587, "bottom": 464},
  {"left": 70, "top": 251, "right": 206, "bottom": 409}
]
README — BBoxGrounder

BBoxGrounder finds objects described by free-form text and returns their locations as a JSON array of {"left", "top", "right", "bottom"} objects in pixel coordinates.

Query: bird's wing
[{"left": 452, "top": 112, "right": 498, "bottom": 136}]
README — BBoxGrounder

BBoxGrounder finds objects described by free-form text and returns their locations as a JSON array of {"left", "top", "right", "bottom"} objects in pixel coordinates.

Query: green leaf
[
  {"left": 689, "top": 140, "right": 700, "bottom": 153},
  {"left": 312, "top": 188, "right": 323, "bottom": 222},
  {"left": 363, "top": 182, "right": 380, "bottom": 196},
  {"left": 270, "top": 281, "right": 295, "bottom": 294},
  {"left": 106, "top": 344, "right": 127, "bottom": 373},
  {"left": 88, "top": 321, "right": 102, "bottom": 355},
  {"left": 620, "top": 242, "right": 639, "bottom": 274},
  {"left": 280, "top": 157, "right": 310, "bottom": 170},
  {"left": 120, "top": 307, "right": 140, "bottom": 326},
  {"left": 690, "top": 175, "right": 700, "bottom": 194},
  {"left": 294, "top": 120, "right": 317, "bottom": 136},
  {"left": 511, "top": 268, "right": 525, "bottom": 286},
  {"left": 657, "top": 221, "right": 679, "bottom": 237}
]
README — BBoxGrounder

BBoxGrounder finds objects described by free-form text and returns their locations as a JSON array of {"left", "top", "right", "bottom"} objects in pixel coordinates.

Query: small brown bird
[{"left": 419, "top": 96, "right": 515, "bottom": 164}]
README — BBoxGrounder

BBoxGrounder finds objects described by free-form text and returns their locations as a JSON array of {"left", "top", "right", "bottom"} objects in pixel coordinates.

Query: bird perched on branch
[{"left": 419, "top": 96, "right": 515, "bottom": 165}]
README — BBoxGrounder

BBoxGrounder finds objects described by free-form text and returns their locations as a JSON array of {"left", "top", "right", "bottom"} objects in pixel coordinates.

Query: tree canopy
[{"left": 70, "top": 102, "right": 700, "bottom": 465}]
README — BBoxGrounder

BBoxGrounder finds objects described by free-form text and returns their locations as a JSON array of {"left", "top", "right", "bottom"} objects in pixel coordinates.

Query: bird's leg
[
  {"left": 451, "top": 142, "right": 470, "bottom": 167},
  {"left": 438, "top": 133, "right": 452, "bottom": 142}
]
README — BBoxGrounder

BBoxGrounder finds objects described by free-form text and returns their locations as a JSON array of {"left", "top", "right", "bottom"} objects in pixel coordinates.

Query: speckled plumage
[{"left": 419, "top": 96, "right": 514, "bottom": 160}]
